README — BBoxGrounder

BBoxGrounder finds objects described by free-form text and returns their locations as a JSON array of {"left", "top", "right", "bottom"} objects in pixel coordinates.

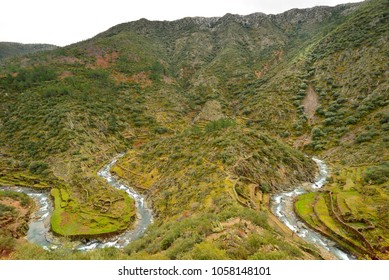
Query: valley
[{"left": 0, "top": 0, "right": 388, "bottom": 260}]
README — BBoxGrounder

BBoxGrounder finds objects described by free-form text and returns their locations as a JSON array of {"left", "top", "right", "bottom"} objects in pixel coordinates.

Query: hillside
[
  {"left": 0, "top": 0, "right": 388, "bottom": 259},
  {"left": 0, "top": 42, "right": 57, "bottom": 61}
]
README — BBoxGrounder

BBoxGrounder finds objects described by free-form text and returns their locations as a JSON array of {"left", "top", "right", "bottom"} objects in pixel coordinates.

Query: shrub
[
  {"left": 382, "top": 123, "right": 389, "bottom": 131},
  {"left": 0, "top": 233, "right": 16, "bottom": 253},
  {"left": 345, "top": 116, "right": 358, "bottom": 125},
  {"left": 315, "top": 106, "right": 324, "bottom": 116},
  {"left": 43, "top": 85, "right": 70, "bottom": 98},
  {"left": 205, "top": 119, "right": 235, "bottom": 133},
  {"left": 379, "top": 114, "right": 389, "bottom": 124},
  {"left": 364, "top": 162, "right": 389, "bottom": 185},
  {"left": 355, "top": 129, "right": 378, "bottom": 144},
  {"left": 29, "top": 161, "right": 48, "bottom": 174},
  {"left": 154, "top": 127, "right": 168, "bottom": 134},
  {"left": 355, "top": 133, "right": 372, "bottom": 143},
  {"left": 324, "top": 117, "right": 336, "bottom": 125},
  {"left": 311, "top": 127, "right": 325, "bottom": 140},
  {"left": 4, "top": 66, "right": 57, "bottom": 90},
  {"left": 187, "top": 241, "right": 228, "bottom": 260}
]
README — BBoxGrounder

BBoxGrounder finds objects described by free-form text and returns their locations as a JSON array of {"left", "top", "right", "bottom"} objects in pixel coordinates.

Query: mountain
[
  {"left": 0, "top": 0, "right": 387, "bottom": 259},
  {"left": 0, "top": 42, "right": 57, "bottom": 60}
]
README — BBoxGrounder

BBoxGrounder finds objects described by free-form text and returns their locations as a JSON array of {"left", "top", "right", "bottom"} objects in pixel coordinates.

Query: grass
[
  {"left": 0, "top": 171, "right": 51, "bottom": 189},
  {"left": 295, "top": 164, "right": 389, "bottom": 259},
  {"left": 50, "top": 187, "right": 136, "bottom": 236},
  {"left": 295, "top": 192, "right": 318, "bottom": 227},
  {"left": 0, "top": 0, "right": 387, "bottom": 260}
]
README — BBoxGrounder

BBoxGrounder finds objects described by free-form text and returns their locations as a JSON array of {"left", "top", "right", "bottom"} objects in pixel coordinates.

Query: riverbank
[
  {"left": 0, "top": 153, "right": 153, "bottom": 251},
  {"left": 270, "top": 158, "right": 355, "bottom": 260}
]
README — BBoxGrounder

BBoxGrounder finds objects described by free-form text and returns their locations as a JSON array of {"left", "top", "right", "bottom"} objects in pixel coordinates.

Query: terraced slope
[
  {"left": 0, "top": 0, "right": 387, "bottom": 259},
  {"left": 296, "top": 163, "right": 389, "bottom": 259}
]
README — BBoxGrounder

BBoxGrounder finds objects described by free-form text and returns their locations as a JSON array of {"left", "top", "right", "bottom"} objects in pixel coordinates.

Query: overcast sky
[{"left": 1, "top": 0, "right": 363, "bottom": 47}]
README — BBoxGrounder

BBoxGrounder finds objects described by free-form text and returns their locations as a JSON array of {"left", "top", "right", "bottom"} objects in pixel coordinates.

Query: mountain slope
[
  {"left": 0, "top": 0, "right": 388, "bottom": 259},
  {"left": 0, "top": 42, "right": 57, "bottom": 60}
]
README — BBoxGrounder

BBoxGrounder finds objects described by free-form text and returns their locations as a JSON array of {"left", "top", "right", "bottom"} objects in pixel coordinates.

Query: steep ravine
[{"left": 271, "top": 158, "right": 355, "bottom": 260}]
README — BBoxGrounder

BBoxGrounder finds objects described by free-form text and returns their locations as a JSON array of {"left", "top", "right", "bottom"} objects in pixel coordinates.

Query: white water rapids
[
  {"left": 76, "top": 153, "right": 153, "bottom": 250},
  {"left": 270, "top": 157, "right": 355, "bottom": 260},
  {"left": 0, "top": 153, "right": 153, "bottom": 251},
  {"left": 2, "top": 156, "right": 355, "bottom": 259}
]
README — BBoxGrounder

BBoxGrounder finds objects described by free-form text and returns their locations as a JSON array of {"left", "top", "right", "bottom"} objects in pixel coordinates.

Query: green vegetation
[
  {"left": 0, "top": 190, "right": 33, "bottom": 258},
  {"left": 50, "top": 185, "right": 136, "bottom": 236},
  {"left": 0, "top": 42, "right": 57, "bottom": 61},
  {"left": 295, "top": 165, "right": 389, "bottom": 259},
  {"left": 0, "top": 0, "right": 387, "bottom": 259},
  {"left": 364, "top": 162, "right": 389, "bottom": 185}
]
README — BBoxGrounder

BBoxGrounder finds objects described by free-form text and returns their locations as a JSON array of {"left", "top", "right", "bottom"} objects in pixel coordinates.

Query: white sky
[{"left": 0, "top": 0, "right": 363, "bottom": 47}]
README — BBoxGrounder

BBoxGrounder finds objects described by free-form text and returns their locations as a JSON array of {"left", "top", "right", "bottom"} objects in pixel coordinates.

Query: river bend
[
  {"left": 0, "top": 153, "right": 152, "bottom": 251},
  {"left": 271, "top": 157, "right": 355, "bottom": 260}
]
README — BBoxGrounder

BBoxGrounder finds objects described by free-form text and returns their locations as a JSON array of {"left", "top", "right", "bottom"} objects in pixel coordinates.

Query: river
[
  {"left": 0, "top": 186, "right": 54, "bottom": 249},
  {"left": 270, "top": 157, "right": 355, "bottom": 260},
  {"left": 2, "top": 156, "right": 354, "bottom": 259},
  {"left": 0, "top": 153, "right": 153, "bottom": 251},
  {"left": 77, "top": 153, "right": 153, "bottom": 250}
]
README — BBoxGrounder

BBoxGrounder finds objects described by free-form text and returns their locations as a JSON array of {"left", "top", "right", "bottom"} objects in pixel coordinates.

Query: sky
[{"left": 1, "top": 0, "right": 363, "bottom": 47}]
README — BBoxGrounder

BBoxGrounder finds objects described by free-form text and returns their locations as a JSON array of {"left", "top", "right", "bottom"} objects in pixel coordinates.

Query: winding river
[
  {"left": 77, "top": 153, "right": 153, "bottom": 250},
  {"left": 0, "top": 153, "right": 153, "bottom": 251},
  {"left": 2, "top": 155, "right": 355, "bottom": 259},
  {"left": 270, "top": 157, "right": 355, "bottom": 260}
]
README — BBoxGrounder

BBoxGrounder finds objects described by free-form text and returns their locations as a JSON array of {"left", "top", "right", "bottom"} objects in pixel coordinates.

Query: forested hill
[{"left": 0, "top": 42, "right": 57, "bottom": 60}]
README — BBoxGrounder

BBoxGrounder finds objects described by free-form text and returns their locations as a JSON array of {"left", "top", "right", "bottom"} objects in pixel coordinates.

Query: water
[
  {"left": 3, "top": 156, "right": 354, "bottom": 258},
  {"left": 0, "top": 186, "right": 55, "bottom": 249},
  {"left": 270, "top": 157, "right": 355, "bottom": 260},
  {"left": 76, "top": 153, "right": 153, "bottom": 250},
  {"left": 0, "top": 153, "right": 153, "bottom": 251}
]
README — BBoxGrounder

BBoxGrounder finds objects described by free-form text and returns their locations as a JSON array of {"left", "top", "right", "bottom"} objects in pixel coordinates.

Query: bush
[
  {"left": 205, "top": 119, "right": 235, "bottom": 133},
  {"left": 5, "top": 66, "right": 57, "bottom": 90},
  {"left": 154, "top": 127, "right": 168, "bottom": 134},
  {"left": 187, "top": 241, "right": 228, "bottom": 260},
  {"left": 355, "top": 129, "right": 378, "bottom": 144},
  {"left": 345, "top": 116, "right": 358, "bottom": 125},
  {"left": 43, "top": 85, "right": 70, "bottom": 98},
  {"left": 355, "top": 133, "right": 372, "bottom": 143},
  {"left": 379, "top": 114, "right": 389, "bottom": 124},
  {"left": 0, "top": 233, "right": 16, "bottom": 253},
  {"left": 364, "top": 162, "right": 389, "bottom": 185},
  {"left": 29, "top": 161, "right": 48, "bottom": 174},
  {"left": 324, "top": 117, "right": 336, "bottom": 125},
  {"left": 311, "top": 127, "right": 325, "bottom": 140}
]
